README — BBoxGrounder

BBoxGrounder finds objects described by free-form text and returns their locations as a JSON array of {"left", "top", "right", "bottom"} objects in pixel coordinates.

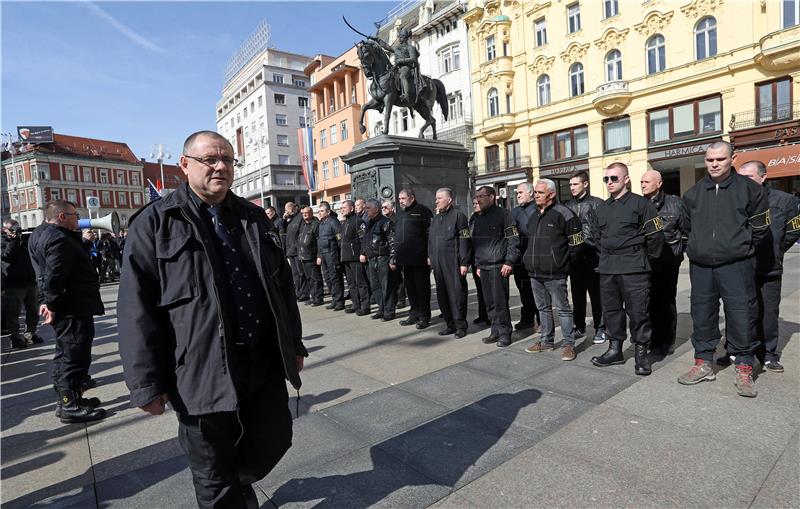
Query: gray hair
[
  {"left": 740, "top": 160, "right": 767, "bottom": 177},
  {"left": 382, "top": 199, "right": 395, "bottom": 209},
  {"left": 343, "top": 199, "right": 355, "bottom": 208},
  {"left": 435, "top": 187, "right": 453, "bottom": 198},
  {"left": 318, "top": 202, "right": 331, "bottom": 212},
  {"left": 3, "top": 218, "right": 19, "bottom": 228},
  {"left": 515, "top": 182, "right": 534, "bottom": 194},
  {"left": 535, "top": 178, "right": 556, "bottom": 193}
]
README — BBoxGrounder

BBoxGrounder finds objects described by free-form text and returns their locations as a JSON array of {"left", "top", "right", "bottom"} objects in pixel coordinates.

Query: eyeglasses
[
  {"left": 63, "top": 211, "right": 81, "bottom": 219},
  {"left": 381, "top": 206, "right": 391, "bottom": 210},
  {"left": 185, "top": 155, "right": 238, "bottom": 167},
  {"left": 602, "top": 175, "right": 620, "bottom": 183}
]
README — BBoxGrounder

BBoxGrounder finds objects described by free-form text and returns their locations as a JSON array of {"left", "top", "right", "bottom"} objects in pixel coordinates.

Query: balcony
[
  {"left": 592, "top": 80, "right": 631, "bottom": 115},
  {"left": 729, "top": 102, "right": 798, "bottom": 131},
  {"left": 481, "top": 114, "right": 516, "bottom": 143},
  {"left": 473, "top": 156, "right": 532, "bottom": 176},
  {"left": 755, "top": 25, "right": 800, "bottom": 72}
]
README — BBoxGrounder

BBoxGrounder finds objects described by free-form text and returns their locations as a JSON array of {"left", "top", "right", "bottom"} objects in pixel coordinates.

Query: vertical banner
[{"left": 297, "top": 127, "right": 315, "bottom": 191}]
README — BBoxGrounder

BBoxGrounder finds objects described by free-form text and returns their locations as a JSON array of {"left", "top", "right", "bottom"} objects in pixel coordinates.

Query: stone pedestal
[{"left": 342, "top": 135, "right": 473, "bottom": 216}]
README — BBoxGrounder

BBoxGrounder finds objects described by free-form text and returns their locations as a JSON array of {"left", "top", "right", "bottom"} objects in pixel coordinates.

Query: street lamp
[
  {"left": 2, "top": 132, "right": 22, "bottom": 223},
  {"left": 149, "top": 144, "right": 171, "bottom": 196},
  {"left": 247, "top": 134, "right": 269, "bottom": 207}
]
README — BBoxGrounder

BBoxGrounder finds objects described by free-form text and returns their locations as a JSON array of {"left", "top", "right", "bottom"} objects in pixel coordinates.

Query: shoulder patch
[
  {"left": 504, "top": 225, "right": 519, "bottom": 238},
  {"left": 459, "top": 228, "right": 471, "bottom": 239},
  {"left": 643, "top": 216, "right": 664, "bottom": 236},
  {"left": 787, "top": 213, "right": 800, "bottom": 234},
  {"left": 568, "top": 232, "right": 584, "bottom": 247},
  {"left": 749, "top": 209, "right": 771, "bottom": 230}
]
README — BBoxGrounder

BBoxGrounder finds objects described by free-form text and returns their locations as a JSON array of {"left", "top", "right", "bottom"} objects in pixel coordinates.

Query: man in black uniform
[
  {"left": 316, "top": 202, "right": 344, "bottom": 311},
  {"left": 678, "top": 142, "right": 769, "bottom": 397},
  {"left": 511, "top": 183, "right": 539, "bottom": 331},
  {"left": 472, "top": 186, "right": 519, "bottom": 347},
  {"left": 395, "top": 188, "right": 433, "bottom": 329},
  {"left": 340, "top": 200, "right": 371, "bottom": 316},
  {"left": 361, "top": 199, "right": 397, "bottom": 321},
  {"left": 640, "top": 170, "right": 685, "bottom": 356},
  {"left": 2, "top": 219, "right": 42, "bottom": 349},
  {"left": 590, "top": 162, "right": 664, "bottom": 376},
  {"left": 298, "top": 206, "right": 324, "bottom": 306},
  {"left": 469, "top": 198, "right": 488, "bottom": 325},
  {"left": 429, "top": 188, "right": 472, "bottom": 338},
  {"left": 565, "top": 171, "right": 606, "bottom": 343},
  {"left": 383, "top": 200, "right": 407, "bottom": 308},
  {"left": 283, "top": 202, "right": 307, "bottom": 300}
]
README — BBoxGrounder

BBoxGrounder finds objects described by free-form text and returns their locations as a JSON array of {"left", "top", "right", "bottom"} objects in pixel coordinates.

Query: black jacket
[
  {"left": 565, "top": 192, "right": 604, "bottom": 264},
  {"left": 340, "top": 212, "right": 365, "bottom": 263},
  {"left": 2, "top": 233, "right": 36, "bottom": 288},
  {"left": 284, "top": 212, "right": 302, "bottom": 257},
  {"left": 28, "top": 223, "right": 104, "bottom": 316},
  {"left": 650, "top": 190, "right": 685, "bottom": 266},
  {"left": 511, "top": 201, "right": 537, "bottom": 261},
  {"left": 523, "top": 203, "right": 583, "bottom": 280},
  {"left": 682, "top": 171, "right": 770, "bottom": 266},
  {"left": 117, "top": 183, "right": 307, "bottom": 415},
  {"left": 428, "top": 206, "right": 472, "bottom": 270},
  {"left": 591, "top": 191, "right": 665, "bottom": 275},
  {"left": 317, "top": 216, "right": 341, "bottom": 256},
  {"left": 362, "top": 214, "right": 395, "bottom": 262},
  {"left": 297, "top": 218, "right": 320, "bottom": 261},
  {"left": 756, "top": 187, "right": 800, "bottom": 277},
  {"left": 393, "top": 201, "right": 432, "bottom": 266},
  {"left": 471, "top": 204, "right": 520, "bottom": 269}
]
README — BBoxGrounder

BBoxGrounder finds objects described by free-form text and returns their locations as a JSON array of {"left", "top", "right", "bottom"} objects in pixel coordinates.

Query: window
[
  {"left": 567, "top": 3, "right": 581, "bottom": 33},
  {"left": 569, "top": 63, "right": 584, "bottom": 96},
  {"left": 646, "top": 35, "right": 666, "bottom": 75},
  {"left": 488, "top": 88, "right": 500, "bottom": 117},
  {"left": 273, "top": 74, "right": 284, "bottom": 84},
  {"left": 258, "top": 95, "right": 263, "bottom": 107},
  {"left": 447, "top": 92, "right": 463, "bottom": 120},
  {"left": 7, "top": 168, "right": 15, "bottom": 185},
  {"left": 36, "top": 164, "right": 50, "bottom": 180},
  {"left": 116, "top": 171, "right": 125, "bottom": 185},
  {"left": 485, "top": 145, "right": 500, "bottom": 171},
  {"left": 784, "top": 0, "right": 800, "bottom": 27},
  {"left": 51, "top": 189, "right": 61, "bottom": 200},
  {"left": 101, "top": 191, "right": 111, "bottom": 205},
  {"left": 299, "top": 116, "right": 307, "bottom": 128},
  {"left": 606, "top": 50, "right": 622, "bottom": 81},
  {"left": 647, "top": 95, "right": 722, "bottom": 144},
  {"left": 695, "top": 17, "right": 717, "bottom": 60},
  {"left": 65, "top": 166, "right": 75, "bottom": 181},
  {"left": 118, "top": 192, "right": 127, "bottom": 206},
  {"left": 250, "top": 102, "right": 255, "bottom": 114},
  {"left": 506, "top": 140, "right": 521, "bottom": 168},
  {"left": 506, "top": 94, "right": 513, "bottom": 113},
  {"left": 28, "top": 189, "right": 35, "bottom": 206},
  {"left": 393, "top": 112, "right": 399, "bottom": 133},
  {"left": 486, "top": 35, "right": 496, "bottom": 61},
  {"left": 374, "top": 121, "right": 384, "bottom": 136},
  {"left": 320, "top": 129, "right": 327, "bottom": 148},
  {"left": 604, "top": 0, "right": 618, "bottom": 18},
  {"left": 401, "top": 109, "right": 410, "bottom": 131},
  {"left": 274, "top": 94, "right": 286, "bottom": 105},
  {"left": 439, "top": 45, "right": 461, "bottom": 74},
  {"left": 276, "top": 171, "right": 295, "bottom": 185},
  {"left": 539, "top": 126, "right": 589, "bottom": 163},
  {"left": 322, "top": 161, "right": 329, "bottom": 180},
  {"left": 757, "top": 78, "right": 792, "bottom": 124},
  {"left": 99, "top": 169, "right": 109, "bottom": 184},
  {"left": 243, "top": 107, "right": 248, "bottom": 119},
  {"left": 133, "top": 193, "right": 142, "bottom": 206},
  {"left": 333, "top": 158, "right": 340, "bottom": 177},
  {"left": 535, "top": 18, "right": 547, "bottom": 46},
  {"left": 293, "top": 77, "right": 306, "bottom": 87},
  {"left": 82, "top": 167, "right": 93, "bottom": 182},
  {"left": 276, "top": 114, "right": 287, "bottom": 126},
  {"left": 537, "top": 75, "right": 551, "bottom": 106},
  {"left": 330, "top": 124, "right": 337, "bottom": 144},
  {"left": 131, "top": 173, "right": 141, "bottom": 186},
  {"left": 17, "top": 168, "right": 23, "bottom": 183},
  {"left": 351, "top": 85, "right": 357, "bottom": 104},
  {"left": 341, "top": 120, "right": 348, "bottom": 141},
  {"left": 299, "top": 97, "right": 309, "bottom": 108},
  {"left": 603, "top": 117, "right": 631, "bottom": 153},
  {"left": 277, "top": 134, "right": 290, "bottom": 146}
]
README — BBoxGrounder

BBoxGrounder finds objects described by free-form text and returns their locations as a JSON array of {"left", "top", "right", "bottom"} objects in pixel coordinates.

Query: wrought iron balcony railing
[{"left": 729, "top": 102, "right": 798, "bottom": 131}]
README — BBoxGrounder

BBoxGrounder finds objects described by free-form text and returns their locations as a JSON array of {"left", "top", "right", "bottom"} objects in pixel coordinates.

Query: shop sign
[{"left": 539, "top": 161, "right": 588, "bottom": 177}]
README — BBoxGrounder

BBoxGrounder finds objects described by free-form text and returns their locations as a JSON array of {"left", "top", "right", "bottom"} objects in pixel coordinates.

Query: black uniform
[
  {"left": 590, "top": 191, "right": 664, "bottom": 350},
  {"left": 318, "top": 216, "right": 344, "bottom": 308},
  {"left": 682, "top": 171, "right": 769, "bottom": 366},
  {"left": 648, "top": 190, "right": 685, "bottom": 353},
  {"left": 363, "top": 214, "right": 397, "bottom": 318},
  {"left": 297, "top": 217, "right": 323, "bottom": 304},
  {"left": 283, "top": 212, "right": 307, "bottom": 298},
  {"left": 565, "top": 192, "right": 605, "bottom": 334},
  {"left": 511, "top": 201, "right": 539, "bottom": 327},
  {"left": 472, "top": 204, "right": 519, "bottom": 341},
  {"left": 468, "top": 213, "right": 488, "bottom": 322},
  {"left": 340, "top": 212, "right": 370, "bottom": 314},
  {"left": 429, "top": 206, "right": 472, "bottom": 332},
  {"left": 394, "top": 201, "right": 433, "bottom": 324}
]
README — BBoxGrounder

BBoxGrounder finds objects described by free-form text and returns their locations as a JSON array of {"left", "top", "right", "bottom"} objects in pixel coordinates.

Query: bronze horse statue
[{"left": 356, "top": 39, "right": 448, "bottom": 139}]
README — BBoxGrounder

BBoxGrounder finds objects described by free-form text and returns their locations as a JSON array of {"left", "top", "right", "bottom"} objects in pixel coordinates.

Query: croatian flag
[
  {"left": 297, "top": 127, "right": 315, "bottom": 191},
  {"left": 147, "top": 179, "right": 161, "bottom": 202}
]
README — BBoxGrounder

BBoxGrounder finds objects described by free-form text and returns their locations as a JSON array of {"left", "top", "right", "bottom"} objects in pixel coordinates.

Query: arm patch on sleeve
[
  {"left": 749, "top": 210, "right": 771, "bottom": 230},
  {"left": 335, "top": 232, "right": 342, "bottom": 241},
  {"left": 785, "top": 213, "right": 800, "bottom": 233},
  {"left": 568, "top": 232, "right": 584, "bottom": 247},
  {"left": 643, "top": 216, "right": 664, "bottom": 236},
  {"left": 504, "top": 225, "right": 519, "bottom": 238},
  {"left": 459, "top": 228, "right": 471, "bottom": 239}
]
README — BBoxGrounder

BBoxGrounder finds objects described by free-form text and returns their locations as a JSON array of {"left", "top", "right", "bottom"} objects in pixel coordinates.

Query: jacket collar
[
  {"left": 649, "top": 190, "right": 664, "bottom": 208},
  {"left": 702, "top": 170, "right": 735, "bottom": 189},
  {"left": 167, "top": 183, "right": 260, "bottom": 222}
]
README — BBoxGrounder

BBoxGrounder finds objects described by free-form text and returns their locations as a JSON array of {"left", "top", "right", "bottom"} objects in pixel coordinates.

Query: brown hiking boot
[
  {"left": 561, "top": 345, "right": 576, "bottom": 361},
  {"left": 734, "top": 364, "right": 758, "bottom": 398},
  {"left": 525, "top": 341, "right": 555, "bottom": 353},
  {"left": 677, "top": 359, "right": 716, "bottom": 385}
]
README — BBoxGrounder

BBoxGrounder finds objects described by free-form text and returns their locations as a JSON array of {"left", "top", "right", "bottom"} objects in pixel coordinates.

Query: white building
[{"left": 216, "top": 22, "right": 313, "bottom": 208}]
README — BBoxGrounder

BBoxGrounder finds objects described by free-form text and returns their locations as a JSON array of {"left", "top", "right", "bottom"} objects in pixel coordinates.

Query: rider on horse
[{"left": 368, "top": 28, "right": 420, "bottom": 104}]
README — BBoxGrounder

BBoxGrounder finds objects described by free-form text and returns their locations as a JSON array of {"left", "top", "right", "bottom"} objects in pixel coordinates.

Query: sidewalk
[{"left": 2, "top": 250, "right": 798, "bottom": 508}]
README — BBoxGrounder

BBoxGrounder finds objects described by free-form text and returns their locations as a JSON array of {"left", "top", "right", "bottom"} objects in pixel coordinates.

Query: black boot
[
  {"left": 591, "top": 340, "right": 625, "bottom": 367},
  {"left": 56, "top": 391, "right": 101, "bottom": 418},
  {"left": 634, "top": 344, "right": 652, "bottom": 376},
  {"left": 58, "top": 390, "right": 106, "bottom": 424}
]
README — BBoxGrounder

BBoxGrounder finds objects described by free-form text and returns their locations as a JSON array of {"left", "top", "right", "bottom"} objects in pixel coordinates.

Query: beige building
[{"left": 463, "top": 0, "right": 800, "bottom": 204}]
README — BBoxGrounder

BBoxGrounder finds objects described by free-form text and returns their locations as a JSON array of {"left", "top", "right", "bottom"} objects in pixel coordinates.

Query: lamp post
[
  {"left": 149, "top": 144, "right": 171, "bottom": 196},
  {"left": 2, "top": 132, "right": 21, "bottom": 223},
  {"left": 248, "top": 133, "right": 268, "bottom": 207}
]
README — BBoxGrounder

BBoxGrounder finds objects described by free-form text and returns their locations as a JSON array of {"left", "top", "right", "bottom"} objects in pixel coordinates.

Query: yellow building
[{"left": 464, "top": 0, "right": 800, "bottom": 204}]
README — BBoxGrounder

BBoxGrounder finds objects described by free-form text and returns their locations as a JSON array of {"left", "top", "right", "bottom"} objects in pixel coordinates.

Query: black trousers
[
  {"left": 599, "top": 273, "right": 652, "bottom": 346},
  {"left": 689, "top": 258, "right": 757, "bottom": 365},
  {"left": 402, "top": 266, "right": 431, "bottom": 322},
  {"left": 178, "top": 382, "right": 291, "bottom": 509},
  {"left": 287, "top": 255, "right": 308, "bottom": 299},
  {"left": 649, "top": 264, "right": 680, "bottom": 349},
  {"left": 479, "top": 266, "right": 511, "bottom": 338},
  {"left": 4, "top": 285, "right": 39, "bottom": 338},
  {"left": 512, "top": 264, "right": 538, "bottom": 325},
  {"left": 51, "top": 316, "right": 95, "bottom": 392},
  {"left": 343, "top": 261, "right": 370, "bottom": 313},
  {"left": 320, "top": 253, "right": 344, "bottom": 305},
  {"left": 396, "top": 275, "right": 406, "bottom": 303},
  {"left": 301, "top": 259, "right": 323, "bottom": 303},
  {"left": 433, "top": 263, "right": 468, "bottom": 331},
  {"left": 472, "top": 267, "right": 487, "bottom": 320},
  {"left": 570, "top": 260, "right": 603, "bottom": 332},
  {"left": 368, "top": 256, "right": 398, "bottom": 317},
  {"left": 756, "top": 275, "right": 782, "bottom": 362}
]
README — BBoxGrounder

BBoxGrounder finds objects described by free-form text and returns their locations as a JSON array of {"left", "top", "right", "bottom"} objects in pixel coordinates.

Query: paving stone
[
  {"left": 396, "top": 365, "right": 511, "bottom": 410},
  {"left": 459, "top": 348, "right": 559, "bottom": 382},
  {"left": 27, "top": 486, "right": 97, "bottom": 509},
  {"left": 288, "top": 361, "right": 389, "bottom": 415},
  {"left": 94, "top": 455, "right": 196, "bottom": 508},
  {"left": 427, "top": 492, "right": 480, "bottom": 508},
  {"left": 321, "top": 386, "right": 450, "bottom": 444},
  {"left": 750, "top": 431, "right": 800, "bottom": 508},
  {"left": 524, "top": 363, "right": 638, "bottom": 404}
]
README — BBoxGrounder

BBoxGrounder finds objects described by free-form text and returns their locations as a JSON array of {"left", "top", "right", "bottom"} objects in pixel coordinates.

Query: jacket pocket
[{"left": 155, "top": 234, "right": 196, "bottom": 307}]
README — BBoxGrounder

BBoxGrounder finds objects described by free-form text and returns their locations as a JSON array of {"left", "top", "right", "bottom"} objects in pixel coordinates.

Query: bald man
[{"left": 640, "top": 170, "right": 685, "bottom": 357}]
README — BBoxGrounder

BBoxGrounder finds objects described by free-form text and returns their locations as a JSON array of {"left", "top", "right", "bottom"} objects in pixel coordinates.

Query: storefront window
[
  {"left": 647, "top": 95, "right": 721, "bottom": 144},
  {"left": 539, "top": 126, "right": 589, "bottom": 163},
  {"left": 603, "top": 117, "right": 631, "bottom": 153}
]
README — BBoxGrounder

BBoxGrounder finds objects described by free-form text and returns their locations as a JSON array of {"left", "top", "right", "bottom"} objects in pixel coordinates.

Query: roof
[
  {"left": 142, "top": 160, "right": 186, "bottom": 188},
  {"left": 15, "top": 133, "right": 141, "bottom": 164}
]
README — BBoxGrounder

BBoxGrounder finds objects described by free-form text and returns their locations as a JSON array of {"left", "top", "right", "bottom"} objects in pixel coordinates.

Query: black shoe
[
  {"left": 371, "top": 313, "right": 384, "bottom": 320},
  {"left": 381, "top": 314, "right": 396, "bottom": 322},
  {"left": 344, "top": 306, "right": 356, "bottom": 314},
  {"left": 454, "top": 329, "right": 467, "bottom": 339},
  {"left": 497, "top": 336, "right": 512, "bottom": 348},
  {"left": 311, "top": 300, "right": 324, "bottom": 307},
  {"left": 57, "top": 390, "right": 106, "bottom": 424},
  {"left": 634, "top": 344, "right": 652, "bottom": 376},
  {"left": 10, "top": 337, "right": 28, "bottom": 350},
  {"left": 415, "top": 321, "right": 430, "bottom": 330},
  {"left": 591, "top": 340, "right": 625, "bottom": 367},
  {"left": 297, "top": 295, "right": 310, "bottom": 302},
  {"left": 473, "top": 316, "right": 490, "bottom": 325},
  {"left": 304, "top": 300, "right": 314, "bottom": 306},
  {"left": 482, "top": 335, "right": 499, "bottom": 344},
  {"left": 356, "top": 309, "right": 370, "bottom": 316},
  {"left": 399, "top": 318, "right": 418, "bottom": 327},
  {"left": 764, "top": 360, "right": 784, "bottom": 373},
  {"left": 332, "top": 304, "right": 345, "bottom": 311},
  {"left": 326, "top": 303, "right": 336, "bottom": 309},
  {"left": 56, "top": 395, "right": 101, "bottom": 418},
  {"left": 439, "top": 327, "right": 455, "bottom": 336},
  {"left": 514, "top": 321, "right": 535, "bottom": 331}
]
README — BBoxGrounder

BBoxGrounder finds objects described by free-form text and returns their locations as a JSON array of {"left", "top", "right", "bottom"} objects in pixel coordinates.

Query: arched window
[
  {"left": 695, "top": 17, "right": 717, "bottom": 60},
  {"left": 646, "top": 35, "right": 666, "bottom": 74},
  {"left": 569, "top": 63, "right": 584, "bottom": 97},
  {"left": 605, "top": 50, "right": 622, "bottom": 81},
  {"left": 488, "top": 88, "right": 500, "bottom": 117},
  {"left": 537, "top": 74, "right": 551, "bottom": 106}
]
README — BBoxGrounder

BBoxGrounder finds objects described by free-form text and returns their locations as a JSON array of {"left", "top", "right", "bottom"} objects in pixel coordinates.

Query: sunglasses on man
[{"left": 602, "top": 175, "right": 621, "bottom": 183}]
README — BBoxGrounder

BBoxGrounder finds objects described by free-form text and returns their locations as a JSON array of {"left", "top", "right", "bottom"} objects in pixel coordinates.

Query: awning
[{"left": 735, "top": 143, "right": 800, "bottom": 179}]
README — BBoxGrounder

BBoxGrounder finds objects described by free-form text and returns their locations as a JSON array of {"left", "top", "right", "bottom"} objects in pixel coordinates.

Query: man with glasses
[
  {"left": 589, "top": 163, "right": 664, "bottom": 376},
  {"left": 118, "top": 131, "right": 308, "bottom": 507},
  {"left": 28, "top": 200, "right": 107, "bottom": 423}
]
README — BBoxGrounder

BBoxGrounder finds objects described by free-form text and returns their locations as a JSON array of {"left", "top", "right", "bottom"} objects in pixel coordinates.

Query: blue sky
[{"left": 2, "top": 1, "right": 395, "bottom": 162}]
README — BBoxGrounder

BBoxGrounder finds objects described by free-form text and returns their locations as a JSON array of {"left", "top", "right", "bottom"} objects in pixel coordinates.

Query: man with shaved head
[{"left": 640, "top": 169, "right": 685, "bottom": 356}]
